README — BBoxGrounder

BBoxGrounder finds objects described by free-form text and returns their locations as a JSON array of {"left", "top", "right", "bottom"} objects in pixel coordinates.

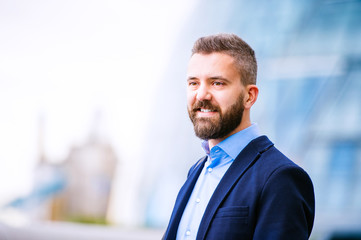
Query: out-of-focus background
[{"left": 0, "top": 0, "right": 360, "bottom": 239}]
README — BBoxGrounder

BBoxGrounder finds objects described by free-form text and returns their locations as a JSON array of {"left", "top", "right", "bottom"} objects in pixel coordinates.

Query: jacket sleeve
[{"left": 253, "top": 164, "right": 315, "bottom": 240}]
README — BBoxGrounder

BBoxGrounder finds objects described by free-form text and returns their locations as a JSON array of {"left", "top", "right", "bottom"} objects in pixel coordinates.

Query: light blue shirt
[{"left": 176, "top": 124, "right": 261, "bottom": 240}]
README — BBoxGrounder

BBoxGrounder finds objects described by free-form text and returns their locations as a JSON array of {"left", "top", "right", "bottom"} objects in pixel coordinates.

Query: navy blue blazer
[{"left": 163, "top": 136, "right": 315, "bottom": 240}]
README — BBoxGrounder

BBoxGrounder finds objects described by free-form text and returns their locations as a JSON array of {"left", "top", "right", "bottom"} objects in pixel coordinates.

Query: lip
[{"left": 196, "top": 109, "right": 217, "bottom": 117}]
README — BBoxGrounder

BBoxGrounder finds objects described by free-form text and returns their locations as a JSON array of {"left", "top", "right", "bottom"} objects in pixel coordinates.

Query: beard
[{"left": 188, "top": 93, "right": 245, "bottom": 140}]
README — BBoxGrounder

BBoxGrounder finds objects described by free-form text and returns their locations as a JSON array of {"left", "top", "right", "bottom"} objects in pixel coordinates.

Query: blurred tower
[
  {"left": 4, "top": 114, "right": 66, "bottom": 222},
  {"left": 52, "top": 111, "right": 118, "bottom": 224},
  {"left": 33, "top": 113, "right": 66, "bottom": 221}
]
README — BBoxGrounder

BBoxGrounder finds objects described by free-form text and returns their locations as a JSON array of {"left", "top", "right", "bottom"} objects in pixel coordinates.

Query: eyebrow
[
  {"left": 187, "top": 76, "right": 230, "bottom": 82},
  {"left": 209, "top": 76, "right": 229, "bottom": 81}
]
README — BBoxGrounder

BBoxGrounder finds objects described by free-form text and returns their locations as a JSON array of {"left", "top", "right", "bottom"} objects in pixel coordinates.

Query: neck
[{"left": 208, "top": 119, "right": 252, "bottom": 149}]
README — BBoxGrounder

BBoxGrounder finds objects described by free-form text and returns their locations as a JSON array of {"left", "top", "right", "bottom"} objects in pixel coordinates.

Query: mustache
[{"left": 191, "top": 100, "right": 220, "bottom": 112}]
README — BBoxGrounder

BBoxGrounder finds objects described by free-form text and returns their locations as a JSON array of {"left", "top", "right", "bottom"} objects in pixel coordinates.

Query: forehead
[{"left": 187, "top": 52, "right": 239, "bottom": 79}]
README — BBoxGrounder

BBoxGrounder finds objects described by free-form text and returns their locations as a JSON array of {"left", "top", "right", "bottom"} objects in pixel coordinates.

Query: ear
[{"left": 244, "top": 85, "right": 258, "bottom": 109}]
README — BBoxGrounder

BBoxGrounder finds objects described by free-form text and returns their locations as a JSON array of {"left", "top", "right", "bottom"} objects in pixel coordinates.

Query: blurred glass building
[
  {"left": 2, "top": 1, "right": 359, "bottom": 239},
  {"left": 143, "top": 0, "right": 361, "bottom": 239}
]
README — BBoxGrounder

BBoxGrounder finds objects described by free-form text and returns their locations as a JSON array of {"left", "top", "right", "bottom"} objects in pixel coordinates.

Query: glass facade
[{"left": 144, "top": 0, "right": 361, "bottom": 238}]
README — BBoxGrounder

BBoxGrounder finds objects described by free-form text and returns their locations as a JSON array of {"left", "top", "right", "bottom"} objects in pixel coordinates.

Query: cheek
[
  {"left": 214, "top": 92, "right": 239, "bottom": 110},
  {"left": 187, "top": 92, "right": 196, "bottom": 107}
]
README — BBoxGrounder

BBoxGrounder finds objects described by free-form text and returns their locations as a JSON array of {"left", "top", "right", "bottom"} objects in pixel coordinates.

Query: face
[{"left": 187, "top": 52, "right": 246, "bottom": 140}]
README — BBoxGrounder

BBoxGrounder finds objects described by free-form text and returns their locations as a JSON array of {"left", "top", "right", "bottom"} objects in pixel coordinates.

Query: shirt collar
[{"left": 201, "top": 123, "right": 261, "bottom": 160}]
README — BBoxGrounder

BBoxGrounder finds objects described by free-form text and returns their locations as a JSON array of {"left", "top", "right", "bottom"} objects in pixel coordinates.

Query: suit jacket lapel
[
  {"left": 196, "top": 136, "right": 273, "bottom": 240},
  {"left": 164, "top": 156, "right": 207, "bottom": 240}
]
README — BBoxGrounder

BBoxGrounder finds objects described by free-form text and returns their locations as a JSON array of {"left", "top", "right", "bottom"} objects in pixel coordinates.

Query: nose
[{"left": 196, "top": 84, "right": 211, "bottom": 101}]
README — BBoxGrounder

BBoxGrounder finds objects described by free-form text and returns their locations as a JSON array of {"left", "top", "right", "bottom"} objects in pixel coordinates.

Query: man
[{"left": 163, "top": 33, "right": 315, "bottom": 240}]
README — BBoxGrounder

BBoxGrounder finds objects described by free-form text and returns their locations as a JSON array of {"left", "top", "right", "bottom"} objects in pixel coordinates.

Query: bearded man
[{"left": 163, "top": 33, "right": 315, "bottom": 240}]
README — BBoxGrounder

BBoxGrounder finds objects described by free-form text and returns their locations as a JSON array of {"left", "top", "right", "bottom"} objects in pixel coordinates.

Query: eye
[
  {"left": 188, "top": 81, "right": 198, "bottom": 87},
  {"left": 213, "top": 81, "right": 224, "bottom": 86}
]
